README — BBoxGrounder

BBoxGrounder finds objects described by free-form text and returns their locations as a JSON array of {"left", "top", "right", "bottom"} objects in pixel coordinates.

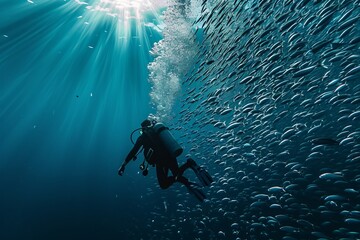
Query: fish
[
  {"left": 145, "top": 0, "right": 360, "bottom": 239},
  {"left": 311, "top": 138, "right": 339, "bottom": 145}
]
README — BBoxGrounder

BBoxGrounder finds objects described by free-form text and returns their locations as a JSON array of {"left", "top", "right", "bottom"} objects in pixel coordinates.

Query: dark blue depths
[
  {"left": 0, "top": 1, "right": 162, "bottom": 240},
  {"left": 1, "top": 0, "right": 360, "bottom": 240}
]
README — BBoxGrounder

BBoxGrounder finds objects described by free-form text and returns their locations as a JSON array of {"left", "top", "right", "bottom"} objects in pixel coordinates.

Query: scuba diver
[{"left": 118, "top": 119, "right": 213, "bottom": 202}]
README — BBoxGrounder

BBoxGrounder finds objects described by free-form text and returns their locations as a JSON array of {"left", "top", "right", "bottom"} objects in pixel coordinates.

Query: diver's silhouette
[{"left": 118, "top": 119, "right": 213, "bottom": 202}]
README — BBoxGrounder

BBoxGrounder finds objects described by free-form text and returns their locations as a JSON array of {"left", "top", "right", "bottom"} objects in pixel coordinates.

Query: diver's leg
[
  {"left": 166, "top": 156, "right": 193, "bottom": 186},
  {"left": 175, "top": 175, "right": 190, "bottom": 186},
  {"left": 186, "top": 158, "right": 214, "bottom": 187},
  {"left": 167, "top": 157, "right": 206, "bottom": 202},
  {"left": 177, "top": 159, "right": 196, "bottom": 176},
  {"left": 176, "top": 173, "right": 207, "bottom": 202},
  {"left": 156, "top": 165, "right": 175, "bottom": 189},
  {"left": 168, "top": 156, "right": 180, "bottom": 177}
]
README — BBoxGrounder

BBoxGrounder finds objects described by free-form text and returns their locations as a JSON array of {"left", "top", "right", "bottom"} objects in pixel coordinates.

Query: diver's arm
[
  {"left": 125, "top": 136, "right": 143, "bottom": 163},
  {"left": 118, "top": 136, "right": 143, "bottom": 176}
]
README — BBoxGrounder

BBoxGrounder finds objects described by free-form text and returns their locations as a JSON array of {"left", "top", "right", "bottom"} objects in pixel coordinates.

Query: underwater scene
[{"left": 1, "top": 0, "right": 360, "bottom": 239}]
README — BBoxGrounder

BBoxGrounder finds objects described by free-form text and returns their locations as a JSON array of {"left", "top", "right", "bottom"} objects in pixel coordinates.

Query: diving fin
[
  {"left": 187, "top": 182, "right": 206, "bottom": 202},
  {"left": 187, "top": 159, "right": 214, "bottom": 187}
]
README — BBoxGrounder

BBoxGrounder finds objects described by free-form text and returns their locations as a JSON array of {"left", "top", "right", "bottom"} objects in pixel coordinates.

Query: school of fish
[{"left": 141, "top": 0, "right": 360, "bottom": 239}]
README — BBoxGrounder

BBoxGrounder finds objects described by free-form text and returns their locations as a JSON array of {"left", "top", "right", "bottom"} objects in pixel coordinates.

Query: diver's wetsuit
[{"left": 124, "top": 134, "right": 191, "bottom": 189}]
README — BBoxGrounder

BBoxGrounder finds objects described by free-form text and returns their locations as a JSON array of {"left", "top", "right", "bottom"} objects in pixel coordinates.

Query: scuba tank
[
  {"left": 139, "top": 121, "right": 183, "bottom": 158},
  {"left": 130, "top": 120, "right": 183, "bottom": 176},
  {"left": 151, "top": 122, "right": 183, "bottom": 157}
]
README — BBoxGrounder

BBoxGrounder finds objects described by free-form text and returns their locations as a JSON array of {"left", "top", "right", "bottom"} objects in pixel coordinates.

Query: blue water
[
  {"left": 0, "top": 1, "right": 163, "bottom": 239},
  {"left": 2, "top": 0, "right": 360, "bottom": 240}
]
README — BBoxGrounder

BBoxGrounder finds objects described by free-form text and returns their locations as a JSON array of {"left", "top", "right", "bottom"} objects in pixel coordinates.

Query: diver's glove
[{"left": 118, "top": 164, "right": 126, "bottom": 176}]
